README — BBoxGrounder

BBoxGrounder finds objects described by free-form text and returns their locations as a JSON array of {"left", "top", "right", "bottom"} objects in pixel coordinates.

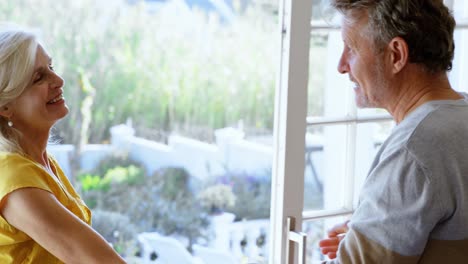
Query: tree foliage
[{"left": 0, "top": 0, "right": 278, "bottom": 144}]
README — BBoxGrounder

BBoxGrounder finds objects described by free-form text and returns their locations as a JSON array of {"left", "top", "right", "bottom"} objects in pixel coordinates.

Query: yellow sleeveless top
[{"left": 0, "top": 152, "right": 91, "bottom": 263}]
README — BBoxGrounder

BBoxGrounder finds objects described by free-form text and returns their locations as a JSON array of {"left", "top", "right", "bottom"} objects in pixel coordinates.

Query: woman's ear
[
  {"left": 0, "top": 105, "right": 13, "bottom": 119},
  {"left": 387, "top": 37, "right": 409, "bottom": 74}
]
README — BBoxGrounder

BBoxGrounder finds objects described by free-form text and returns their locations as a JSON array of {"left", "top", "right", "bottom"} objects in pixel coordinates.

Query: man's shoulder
[
  {"left": 392, "top": 102, "right": 468, "bottom": 169},
  {"left": 380, "top": 102, "right": 468, "bottom": 161},
  {"left": 407, "top": 103, "right": 468, "bottom": 144}
]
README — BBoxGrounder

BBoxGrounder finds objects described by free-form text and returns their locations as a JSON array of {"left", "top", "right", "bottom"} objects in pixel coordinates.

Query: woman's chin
[{"left": 54, "top": 106, "right": 70, "bottom": 121}]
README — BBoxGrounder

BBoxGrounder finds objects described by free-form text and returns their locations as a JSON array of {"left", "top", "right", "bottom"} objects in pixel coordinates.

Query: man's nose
[{"left": 337, "top": 53, "right": 349, "bottom": 74}]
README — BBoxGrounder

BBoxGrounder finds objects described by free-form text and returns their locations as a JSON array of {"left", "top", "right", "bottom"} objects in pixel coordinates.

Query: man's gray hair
[{"left": 331, "top": 0, "right": 455, "bottom": 74}]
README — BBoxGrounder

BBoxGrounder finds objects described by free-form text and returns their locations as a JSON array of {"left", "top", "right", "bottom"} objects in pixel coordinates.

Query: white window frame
[{"left": 269, "top": 0, "right": 312, "bottom": 263}]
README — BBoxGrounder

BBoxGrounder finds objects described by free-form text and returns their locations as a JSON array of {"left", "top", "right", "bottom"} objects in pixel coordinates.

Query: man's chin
[{"left": 355, "top": 95, "right": 368, "bottom": 108}]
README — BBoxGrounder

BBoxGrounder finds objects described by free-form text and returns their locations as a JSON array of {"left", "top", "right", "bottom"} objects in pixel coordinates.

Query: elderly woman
[{"left": 0, "top": 24, "right": 126, "bottom": 263}]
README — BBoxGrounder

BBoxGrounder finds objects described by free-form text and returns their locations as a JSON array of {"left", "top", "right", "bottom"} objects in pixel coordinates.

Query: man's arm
[
  {"left": 1, "top": 187, "right": 126, "bottom": 264},
  {"left": 320, "top": 148, "right": 444, "bottom": 263}
]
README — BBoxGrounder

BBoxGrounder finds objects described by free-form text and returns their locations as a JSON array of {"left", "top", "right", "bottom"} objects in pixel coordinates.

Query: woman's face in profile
[{"left": 9, "top": 44, "right": 68, "bottom": 133}]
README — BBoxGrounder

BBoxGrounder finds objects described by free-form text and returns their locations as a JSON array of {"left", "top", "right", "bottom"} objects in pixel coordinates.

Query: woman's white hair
[{"left": 0, "top": 23, "right": 38, "bottom": 153}]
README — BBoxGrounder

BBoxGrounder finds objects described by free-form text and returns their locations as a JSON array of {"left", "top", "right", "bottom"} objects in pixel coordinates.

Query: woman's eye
[{"left": 49, "top": 65, "right": 54, "bottom": 71}]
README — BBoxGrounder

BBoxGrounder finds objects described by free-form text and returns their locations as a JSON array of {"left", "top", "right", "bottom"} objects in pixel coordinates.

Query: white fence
[
  {"left": 136, "top": 214, "right": 269, "bottom": 264},
  {"left": 48, "top": 124, "right": 324, "bottom": 182}
]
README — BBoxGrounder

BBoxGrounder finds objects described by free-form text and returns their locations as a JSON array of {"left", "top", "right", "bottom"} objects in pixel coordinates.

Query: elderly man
[{"left": 319, "top": 0, "right": 468, "bottom": 263}]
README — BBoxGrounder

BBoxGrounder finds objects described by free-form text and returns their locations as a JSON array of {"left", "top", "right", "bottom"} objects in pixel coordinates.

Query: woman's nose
[{"left": 50, "top": 71, "right": 64, "bottom": 89}]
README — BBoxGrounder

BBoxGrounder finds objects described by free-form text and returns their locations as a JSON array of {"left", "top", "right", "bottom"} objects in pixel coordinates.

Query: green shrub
[
  {"left": 198, "top": 184, "right": 236, "bottom": 214},
  {"left": 77, "top": 152, "right": 147, "bottom": 210},
  {"left": 147, "top": 167, "right": 210, "bottom": 250},
  {"left": 79, "top": 166, "right": 210, "bottom": 252},
  {"left": 91, "top": 210, "right": 139, "bottom": 256},
  {"left": 92, "top": 151, "right": 146, "bottom": 178},
  {"left": 79, "top": 173, "right": 108, "bottom": 192},
  {"left": 103, "top": 165, "right": 144, "bottom": 186},
  {"left": 151, "top": 167, "right": 197, "bottom": 200},
  {"left": 214, "top": 172, "right": 271, "bottom": 220}
]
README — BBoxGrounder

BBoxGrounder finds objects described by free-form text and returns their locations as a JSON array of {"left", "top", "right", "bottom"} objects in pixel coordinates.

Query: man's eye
[{"left": 49, "top": 65, "right": 54, "bottom": 71}]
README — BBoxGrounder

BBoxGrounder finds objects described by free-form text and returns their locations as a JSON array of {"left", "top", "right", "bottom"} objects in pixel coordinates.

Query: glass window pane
[
  {"left": 308, "top": 31, "right": 355, "bottom": 119},
  {"left": 3, "top": 1, "right": 276, "bottom": 263},
  {"left": 308, "top": 0, "right": 350, "bottom": 120},
  {"left": 451, "top": 28, "right": 468, "bottom": 93},
  {"left": 452, "top": 0, "right": 468, "bottom": 22},
  {"left": 311, "top": 0, "right": 340, "bottom": 28},
  {"left": 308, "top": 29, "right": 391, "bottom": 119},
  {"left": 305, "top": 124, "right": 349, "bottom": 211},
  {"left": 304, "top": 120, "right": 395, "bottom": 211}
]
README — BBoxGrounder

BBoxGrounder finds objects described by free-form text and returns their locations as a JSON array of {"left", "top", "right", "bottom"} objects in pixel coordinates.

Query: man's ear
[{"left": 387, "top": 37, "right": 409, "bottom": 74}]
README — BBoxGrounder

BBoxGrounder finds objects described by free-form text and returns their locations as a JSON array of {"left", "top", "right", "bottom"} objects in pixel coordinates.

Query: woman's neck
[{"left": 19, "top": 135, "right": 49, "bottom": 167}]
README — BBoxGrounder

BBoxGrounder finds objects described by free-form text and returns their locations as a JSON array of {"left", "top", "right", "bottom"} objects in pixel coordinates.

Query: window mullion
[
  {"left": 306, "top": 113, "right": 392, "bottom": 126},
  {"left": 302, "top": 208, "right": 354, "bottom": 221}
]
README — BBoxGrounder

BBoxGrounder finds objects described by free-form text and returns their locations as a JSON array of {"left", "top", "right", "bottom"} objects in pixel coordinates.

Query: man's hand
[{"left": 318, "top": 220, "right": 349, "bottom": 259}]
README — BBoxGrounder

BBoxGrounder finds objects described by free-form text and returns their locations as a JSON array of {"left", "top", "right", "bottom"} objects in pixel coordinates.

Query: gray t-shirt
[{"left": 328, "top": 95, "right": 468, "bottom": 263}]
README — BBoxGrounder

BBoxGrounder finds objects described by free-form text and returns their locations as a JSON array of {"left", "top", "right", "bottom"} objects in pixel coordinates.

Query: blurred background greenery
[
  {"left": 1, "top": 0, "right": 281, "bottom": 145},
  {"left": 1, "top": 0, "right": 327, "bottom": 145}
]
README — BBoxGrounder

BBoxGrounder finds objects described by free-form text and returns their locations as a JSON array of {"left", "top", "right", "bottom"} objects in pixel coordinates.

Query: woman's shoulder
[
  {"left": 0, "top": 152, "right": 31, "bottom": 165},
  {"left": 0, "top": 152, "right": 45, "bottom": 179}
]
